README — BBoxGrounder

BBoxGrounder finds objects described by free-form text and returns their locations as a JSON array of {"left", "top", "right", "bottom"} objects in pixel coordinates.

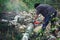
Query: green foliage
[
  {"left": 0, "top": 0, "right": 60, "bottom": 12},
  {"left": 22, "top": 0, "right": 60, "bottom": 10},
  {"left": 0, "top": 0, "right": 28, "bottom": 12},
  {"left": 22, "top": 0, "right": 41, "bottom": 9}
]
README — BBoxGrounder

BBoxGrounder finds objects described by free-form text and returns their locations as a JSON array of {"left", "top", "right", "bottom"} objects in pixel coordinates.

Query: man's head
[{"left": 34, "top": 3, "right": 40, "bottom": 8}]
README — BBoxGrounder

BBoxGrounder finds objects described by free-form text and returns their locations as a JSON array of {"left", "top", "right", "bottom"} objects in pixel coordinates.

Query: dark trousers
[{"left": 42, "top": 12, "right": 57, "bottom": 31}]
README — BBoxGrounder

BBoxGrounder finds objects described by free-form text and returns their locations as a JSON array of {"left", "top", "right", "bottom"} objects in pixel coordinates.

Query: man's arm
[
  {"left": 34, "top": 14, "right": 39, "bottom": 21},
  {"left": 34, "top": 14, "right": 45, "bottom": 24}
]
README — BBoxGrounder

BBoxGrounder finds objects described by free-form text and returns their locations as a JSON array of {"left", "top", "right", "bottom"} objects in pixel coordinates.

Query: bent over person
[{"left": 34, "top": 3, "right": 57, "bottom": 34}]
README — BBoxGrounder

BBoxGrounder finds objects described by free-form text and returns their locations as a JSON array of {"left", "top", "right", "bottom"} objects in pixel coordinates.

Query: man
[{"left": 34, "top": 3, "right": 57, "bottom": 34}]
